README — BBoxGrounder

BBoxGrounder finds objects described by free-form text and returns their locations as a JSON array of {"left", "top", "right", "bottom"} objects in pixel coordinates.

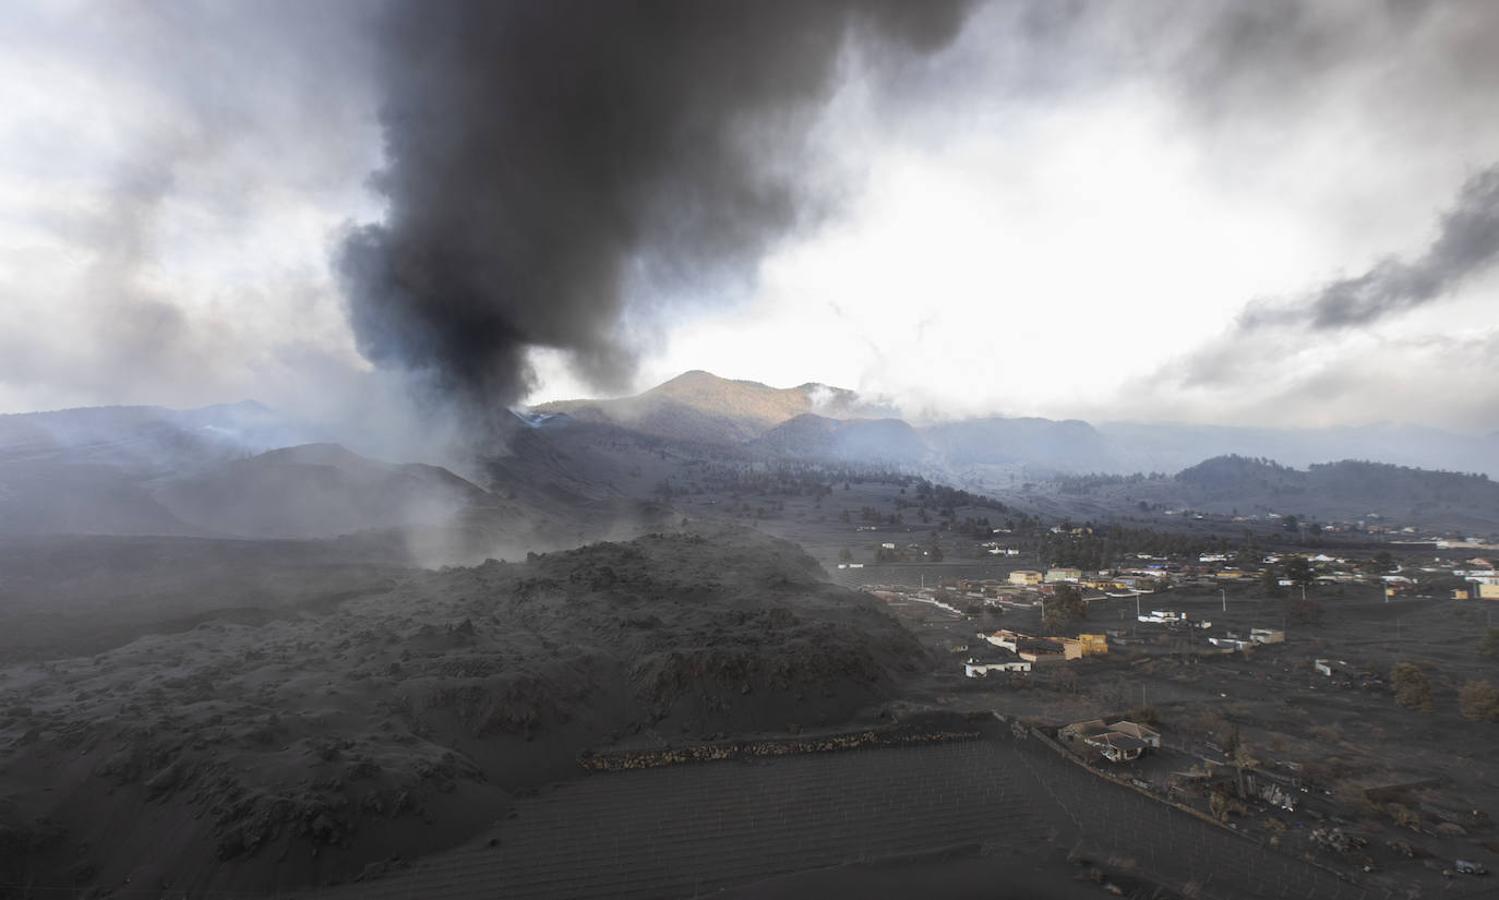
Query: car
[{"left": 1455, "top": 859, "right": 1487, "bottom": 876}]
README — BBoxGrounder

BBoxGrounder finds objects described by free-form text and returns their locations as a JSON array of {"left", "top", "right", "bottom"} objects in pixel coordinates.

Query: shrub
[
  {"left": 1386, "top": 802, "right": 1421, "bottom": 830},
  {"left": 1391, "top": 662, "right": 1433, "bottom": 712},
  {"left": 1460, "top": 679, "right": 1499, "bottom": 721}
]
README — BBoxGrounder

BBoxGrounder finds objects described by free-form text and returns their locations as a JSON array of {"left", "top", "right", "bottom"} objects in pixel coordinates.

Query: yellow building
[
  {"left": 1074, "top": 633, "right": 1109, "bottom": 656},
  {"left": 1008, "top": 570, "right": 1043, "bottom": 586},
  {"left": 1044, "top": 567, "right": 1083, "bottom": 584},
  {"left": 1481, "top": 583, "right": 1499, "bottom": 600}
]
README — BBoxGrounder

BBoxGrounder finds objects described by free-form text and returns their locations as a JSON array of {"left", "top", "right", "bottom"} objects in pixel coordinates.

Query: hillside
[
  {"left": 0, "top": 402, "right": 325, "bottom": 538},
  {"left": 1175, "top": 455, "right": 1306, "bottom": 499},
  {"left": 153, "top": 443, "right": 493, "bottom": 539},
  {"left": 0, "top": 401, "right": 304, "bottom": 473},
  {"left": 535, "top": 370, "right": 885, "bottom": 445},
  {"left": 530, "top": 370, "right": 1499, "bottom": 479},
  {"left": 754, "top": 413, "right": 928, "bottom": 463},
  {"left": 1050, "top": 454, "right": 1499, "bottom": 531},
  {"left": 0, "top": 435, "right": 500, "bottom": 542},
  {"left": 0, "top": 404, "right": 682, "bottom": 561},
  {"left": 1175, "top": 455, "right": 1499, "bottom": 511},
  {"left": 0, "top": 525, "right": 925, "bottom": 895},
  {"left": 1096, "top": 421, "right": 1498, "bottom": 478}
]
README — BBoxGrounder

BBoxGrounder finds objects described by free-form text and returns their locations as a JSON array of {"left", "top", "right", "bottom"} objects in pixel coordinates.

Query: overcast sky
[{"left": 3, "top": 0, "right": 1498, "bottom": 434}]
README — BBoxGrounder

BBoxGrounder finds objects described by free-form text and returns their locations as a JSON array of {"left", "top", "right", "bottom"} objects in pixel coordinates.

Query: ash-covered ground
[{"left": 0, "top": 525, "right": 924, "bottom": 896}]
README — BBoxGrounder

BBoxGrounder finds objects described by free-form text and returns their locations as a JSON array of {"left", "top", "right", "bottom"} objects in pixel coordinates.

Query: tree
[
  {"left": 1482, "top": 629, "right": 1499, "bottom": 659},
  {"left": 926, "top": 542, "right": 944, "bottom": 562},
  {"left": 1460, "top": 679, "right": 1499, "bottom": 721},
  {"left": 838, "top": 547, "right": 853, "bottom": 563},
  {"left": 1282, "top": 515, "right": 1300, "bottom": 533},
  {"left": 1283, "top": 556, "right": 1314, "bottom": 586},
  {"left": 1043, "top": 583, "right": 1087, "bottom": 630},
  {"left": 1391, "top": 662, "right": 1433, "bottom": 712},
  {"left": 1260, "top": 567, "right": 1284, "bottom": 598}
]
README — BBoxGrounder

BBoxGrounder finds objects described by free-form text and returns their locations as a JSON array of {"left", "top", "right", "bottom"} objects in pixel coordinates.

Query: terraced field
[
  {"left": 309, "top": 729, "right": 1413, "bottom": 900},
  {"left": 312, "top": 738, "right": 1049, "bottom": 899}
]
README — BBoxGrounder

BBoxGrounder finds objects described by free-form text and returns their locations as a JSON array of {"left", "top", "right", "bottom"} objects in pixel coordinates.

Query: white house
[{"left": 963, "top": 657, "right": 1032, "bottom": 677}]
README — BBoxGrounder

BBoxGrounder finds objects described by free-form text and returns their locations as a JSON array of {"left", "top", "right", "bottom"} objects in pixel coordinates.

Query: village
[{"left": 849, "top": 537, "right": 1499, "bottom": 886}]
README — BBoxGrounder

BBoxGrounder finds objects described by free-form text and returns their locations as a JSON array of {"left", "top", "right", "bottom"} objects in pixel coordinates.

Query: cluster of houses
[
  {"left": 984, "top": 551, "right": 1499, "bottom": 604},
  {"left": 1207, "top": 627, "right": 1286, "bottom": 651},
  {"left": 963, "top": 628, "right": 1108, "bottom": 677},
  {"left": 1137, "top": 609, "right": 1211, "bottom": 628},
  {"left": 1452, "top": 559, "right": 1499, "bottom": 599}
]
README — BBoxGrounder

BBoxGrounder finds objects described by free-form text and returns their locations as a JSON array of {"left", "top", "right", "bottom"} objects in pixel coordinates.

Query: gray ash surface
[{"left": 0, "top": 525, "right": 924, "bottom": 895}]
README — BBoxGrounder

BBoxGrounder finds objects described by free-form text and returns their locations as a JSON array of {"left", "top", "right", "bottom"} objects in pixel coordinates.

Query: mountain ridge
[{"left": 529, "top": 370, "right": 1498, "bottom": 478}]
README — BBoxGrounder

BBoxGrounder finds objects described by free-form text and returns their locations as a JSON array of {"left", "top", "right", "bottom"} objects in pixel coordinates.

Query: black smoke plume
[{"left": 339, "top": 0, "right": 971, "bottom": 414}]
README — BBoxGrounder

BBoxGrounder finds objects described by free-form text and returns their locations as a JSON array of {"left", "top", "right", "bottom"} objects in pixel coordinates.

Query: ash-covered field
[{"left": 0, "top": 526, "right": 924, "bottom": 896}]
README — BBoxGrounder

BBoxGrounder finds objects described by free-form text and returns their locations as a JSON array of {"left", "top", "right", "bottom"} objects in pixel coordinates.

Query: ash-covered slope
[
  {"left": 153, "top": 443, "right": 493, "bottom": 539},
  {"left": 0, "top": 526, "right": 924, "bottom": 895},
  {"left": 0, "top": 402, "right": 314, "bottom": 537},
  {"left": 0, "top": 400, "right": 300, "bottom": 473},
  {"left": 501, "top": 525, "right": 924, "bottom": 732},
  {"left": 0, "top": 402, "right": 657, "bottom": 554}
]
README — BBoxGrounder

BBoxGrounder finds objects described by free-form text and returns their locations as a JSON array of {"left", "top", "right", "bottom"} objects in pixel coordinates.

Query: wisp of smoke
[{"left": 1242, "top": 164, "right": 1499, "bottom": 331}]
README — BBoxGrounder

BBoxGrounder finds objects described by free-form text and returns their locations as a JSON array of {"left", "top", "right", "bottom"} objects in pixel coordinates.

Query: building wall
[
  {"left": 982, "top": 631, "right": 1020, "bottom": 652},
  {"left": 1056, "top": 639, "right": 1085, "bottom": 661},
  {"left": 964, "top": 661, "right": 1030, "bottom": 677},
  {"left": 1076, "top": 633, "right": 1109, "bottom": 656}
]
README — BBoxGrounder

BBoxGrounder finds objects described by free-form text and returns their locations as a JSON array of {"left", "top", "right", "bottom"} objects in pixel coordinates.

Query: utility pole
[{"left": 1221, "top": 588, "right": 1227, "bottom": 613}]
